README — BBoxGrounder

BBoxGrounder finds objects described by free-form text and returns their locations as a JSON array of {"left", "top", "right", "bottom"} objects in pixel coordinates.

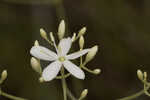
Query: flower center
[{"left": 58, "top": 56, "right": 65, "bottom": 62}]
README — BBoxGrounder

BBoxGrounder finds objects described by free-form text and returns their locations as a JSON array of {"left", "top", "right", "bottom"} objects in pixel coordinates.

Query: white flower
[{"left": 30, "top": 37, "right": 90, "bottom": 81}]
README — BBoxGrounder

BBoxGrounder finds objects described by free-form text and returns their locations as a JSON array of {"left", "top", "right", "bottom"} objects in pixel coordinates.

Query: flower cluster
[
  {"left": 137, "top": 69, "right": 150, "bottom": 96},
  {"left": 30, "top": 20, "right": 101, "bottom": 82}
]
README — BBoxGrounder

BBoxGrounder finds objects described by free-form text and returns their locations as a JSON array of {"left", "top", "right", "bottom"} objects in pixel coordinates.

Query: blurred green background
[{"left": 0, "top": 0, "right": 150, "bottom": 100}]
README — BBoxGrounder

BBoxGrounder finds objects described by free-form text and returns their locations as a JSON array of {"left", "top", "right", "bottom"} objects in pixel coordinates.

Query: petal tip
[
  {"left": 42, "top": 73, "right": 54, "bottom": 82},
  {"left": 80, "top": 73, "right": 85, "bottom": 80}
]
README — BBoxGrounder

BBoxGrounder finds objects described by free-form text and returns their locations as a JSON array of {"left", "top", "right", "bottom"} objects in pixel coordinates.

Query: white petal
[
  {"left": 63, "top": 60, "right": 85, "bottom": 79},
  {"left": 42, "top": 61, "right": 62, "bottom": 81},
  {"left": 58, "top": 37, "right": 72, "bottom": 56},
  {"left": 30, "top": 46, "right": 58, "bottom": 61},
  {"left": 66, "top": 49, "right": 90, "bottom": 60}
]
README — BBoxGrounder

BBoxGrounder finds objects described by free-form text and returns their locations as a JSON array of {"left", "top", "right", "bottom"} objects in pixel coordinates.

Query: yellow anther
[{"left": 59, "top": 57, "right": 65, "bottom": 62}]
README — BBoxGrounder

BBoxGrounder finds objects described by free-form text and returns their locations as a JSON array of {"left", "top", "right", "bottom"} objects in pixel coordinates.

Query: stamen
[{"left": 59, "top": 57, "right": 65, "bottom": 62}]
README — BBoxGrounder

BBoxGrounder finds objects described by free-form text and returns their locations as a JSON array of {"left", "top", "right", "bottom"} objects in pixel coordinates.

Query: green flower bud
[
  {"left": 50, "top": 32, "right": 55, "bottom": 42},
  {"left": 34, "top": 40, "right": 39, "bottom": 46},
  {"left": 72, "top": 33, "right": 76, "bottom": 42},
  {"left": 85, "top": 45, "right": 98, "bottom": 63},
  {"left": 40, "top": 28, "right": 48, "bottom": 40},
  {"left": 39, "top": 77, "right": 45, "bottom": 83},
  {"left": 0, "top": 70, "right": 7, "bottom": 84},
  {"left": 79, "top": 36, "right": 84, "bottom": 49},
  {"left": 31, "top": 57, "right": 42, "bottom": 74},
  {"left": 93, "top": 69, "right": 101, "bottom": 75},
  {"left": 58, "top": 20, "right": 65, "bottom": 40},
  {"left": 144, "top": 72, "right": 147, "bottom": 80},
  {"left": 79, "top": 89, "right": 88, "bottom": 99},
  {"left": 78, "top": 27, "right": 86, "bottom": 37},
  {"left": 137, "top": 69, "right": 143, "bottom": 80}
]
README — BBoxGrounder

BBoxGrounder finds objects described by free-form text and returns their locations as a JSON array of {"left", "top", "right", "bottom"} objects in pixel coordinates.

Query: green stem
[
  {"left": 80, "top": 55, "right": 83, "bottom": 68},
  {"left": 117, "top": 86, "right": 149, "bottom": 100},
  {"left": 143, "top": 81, "right": 150, "bottom": 96},
  {"left": 117, "top": 90, "right": 144, "bottom": 100},
  {"left": 61, "top": 67, "right": 67, "bottom": 100},
  {"left": 0, "top": 90, "right": 28, "bottom": 100},
  {"left": 81, "top": 65, "right": 95, "bottom": 74},
  {"left": 55, "top": 73, "right": 71, "bottom": 79},
  {"left": 66, "top": 87, "right": 77, "bottom": 100}
]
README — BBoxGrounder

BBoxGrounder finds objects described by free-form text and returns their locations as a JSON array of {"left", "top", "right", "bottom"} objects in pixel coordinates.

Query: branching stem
[
  {"left": 0, "top": 89, "right": 28, "bottom": 100},
  {"left": 117, "top": 86, "right": 150, "bottom": 100}
]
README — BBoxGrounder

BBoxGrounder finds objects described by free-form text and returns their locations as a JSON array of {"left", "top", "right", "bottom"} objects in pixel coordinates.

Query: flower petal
[
  {"left": 42, "top": 61, "right": 62, "bottom": 81},
  {"left": 30, "top": 46, "right": 58, "bottom": 61},
  {"left": 66, "top": 49, "right": 90, "bottom": 60},
  {"left": 63, "top": 60, "right": 85, "bottom": 79},
  {"left": 58, "top": 37, "right": 72, "bottom": 56}
]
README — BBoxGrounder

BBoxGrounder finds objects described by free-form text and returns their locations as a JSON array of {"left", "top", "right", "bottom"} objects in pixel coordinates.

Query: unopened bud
[
  {"left": 85, "top": 45, "right": 98, "bottom": 63},
  {"left": 58, "top": 20, "right": 65, "bottom": 40},
  {"left": 40, "top": 28, "right": 48, "bottom": 40},
  {"left": 93, "top": 69, "right": 101, "bottom": 75},
  {"left": 72, "top": 33, "right": 76, "bottom": 42},
  {"left": 34, "top": 40, "right": 39, "bottom": 46},
  {"left": 50, "top": 32, "right": 55, "bottom": 42},
  {"left": 39, "top": 77, "right": 45, "bottom": 83},
  {"left": 78, "top": 27, "right": 86, "bottom": 37},
  {"left": 31, "top": 57, "right": 42, "bottom": 74},
  {"left": 144, "top": 72, "right": 147, "bottom": 80},
  {"left": 137, "top": 70, "right": 143, "bottom": 80},
  {"left": 80, "top": 89, "right": 88, "bottom": 99},
  {"left": 79, "top": 36, "right": 84, "bottom": 49},
  {"left": 0, "top": 70, "right": 7, "bottom": 84}
]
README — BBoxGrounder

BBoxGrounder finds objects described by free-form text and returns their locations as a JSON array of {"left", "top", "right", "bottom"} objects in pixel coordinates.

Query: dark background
[{"left": 0, "top": 0, "right": 150, "bottom": 100}]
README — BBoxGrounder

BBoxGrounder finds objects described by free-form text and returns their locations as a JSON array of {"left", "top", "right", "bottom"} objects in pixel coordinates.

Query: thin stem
[
  {"left": 66, "top": 87, "right": 77, "bottom": 100},
  {"left": 80, "top": 54, "right": 83, "bottom": 68},
  {"left": 61, "top": 67, "right": 67, "bottom": 100},
  {"left": 83, "top": 61, "right": 88, "bottom": 66},
  {"left": 117, "top": 90, "right": 144, "bottom": 100},
  {"left": 143, "top": 81, "right": 150, "bottom": 96},
  {"left": 0, "top": 90, "right": 28, "bottom": 100},
  {"left": 81, "top": 65, "right": 96, "bottom": 74},
  {"left": 117, "top": 86, "right": 149, "bottom": 100},
  {"left": 55, "top": 73, "right": 71, "bottom": 79}
]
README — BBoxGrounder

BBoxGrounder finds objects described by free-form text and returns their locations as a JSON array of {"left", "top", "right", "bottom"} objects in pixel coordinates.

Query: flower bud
[
  {"left": 80, "top": 89, "right": 88, "bottom": 99},
  {"left": 93, "top": 69, "right": 101, "bottom": 75},
  {"left": 79, "top": 36, "right": 84, "bottom": 49},
  {"left": 31, "top": 57, "right": 42, "bottom": 74},
  {"left": 85, "top": 45, "right": 98, "bottom": 63},
  {"left": 137, "top": 69, "right": 143, "bottom": 80},
  {"left": 0, "top": 70, "right": 7, "bottom": 84},
  {"left": 34, "top": 40, "right": 39, "bottom": 46},
  {"left": 39, "top": 77, "right": 45, "bottom": 83},
  {"left": 40, "top": 28, "right": 48, "bottom": 40},
  {"left": 58, "top": 20, "right": 65, "bottom": 40},
  {"left": 50, "top": 32, "right": 55, "bottom": 42},
  {"left": 72, "top": 33, "right": 76, "bottom": 42},
  {"left": 78, "top": 27, "right": 86, "bottom": 37},
  {"left": 144, "top": 72, "right": 147, "bottom": 80}
]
